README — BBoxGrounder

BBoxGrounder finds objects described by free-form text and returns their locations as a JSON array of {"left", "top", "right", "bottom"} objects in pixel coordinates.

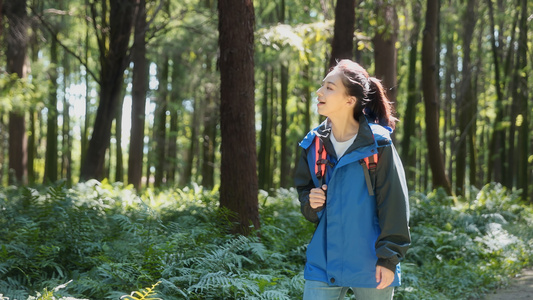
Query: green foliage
[
  {"left": 121, "top": 282, "right": 161, "bottom": 300},
  {"left": 0, "top": 182, "right": 531, "bottom": 299}
]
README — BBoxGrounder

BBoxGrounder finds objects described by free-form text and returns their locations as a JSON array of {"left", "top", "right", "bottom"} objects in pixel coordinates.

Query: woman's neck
[{"left": 328, "top": 115, "right": 359, "bottom": 142}]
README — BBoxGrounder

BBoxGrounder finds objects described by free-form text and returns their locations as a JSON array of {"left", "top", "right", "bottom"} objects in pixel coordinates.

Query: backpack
[{"left": 314, "top": 136, "right": 378, "bottom": 196}]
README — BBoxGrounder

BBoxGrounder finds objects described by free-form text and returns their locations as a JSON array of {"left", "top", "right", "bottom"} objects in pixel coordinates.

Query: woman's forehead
[{"left": 323, "top": 70, "right": 343, "bottom": 84}]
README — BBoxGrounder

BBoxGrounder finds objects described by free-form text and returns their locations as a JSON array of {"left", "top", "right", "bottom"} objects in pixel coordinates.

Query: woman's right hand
[{"left": 309, "top": 185, "right": 327, "bottom": 209}]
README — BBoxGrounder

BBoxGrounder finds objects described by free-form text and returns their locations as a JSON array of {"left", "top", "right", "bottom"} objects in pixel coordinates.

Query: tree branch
[{"left": 30, "top": 6, "right": 100, "bottom": 83}]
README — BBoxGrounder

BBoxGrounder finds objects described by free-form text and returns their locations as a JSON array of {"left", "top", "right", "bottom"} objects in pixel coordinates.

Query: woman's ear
[{"left": 348, "top": 96, "right": 357, "bottom": 106}]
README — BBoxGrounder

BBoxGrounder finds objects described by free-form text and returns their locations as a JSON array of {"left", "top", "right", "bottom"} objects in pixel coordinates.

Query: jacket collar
[{"left": 315, "top": 116, "right": 376, "bottom": 158}]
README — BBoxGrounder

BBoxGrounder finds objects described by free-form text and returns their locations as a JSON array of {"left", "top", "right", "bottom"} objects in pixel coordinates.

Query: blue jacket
[{"left": 294, "top": 116, "right": 410, "bottom": 288}]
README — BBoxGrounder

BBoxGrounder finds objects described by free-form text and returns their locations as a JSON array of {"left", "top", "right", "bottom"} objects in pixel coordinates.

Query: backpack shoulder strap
[
  {"left": 360, "top": 153, "right": 378, "bottom": 196},
  {"left": 314, "top": 136, "right": 327, "bottom": 185}
]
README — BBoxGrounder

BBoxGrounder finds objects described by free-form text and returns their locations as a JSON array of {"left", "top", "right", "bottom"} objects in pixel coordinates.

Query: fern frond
[{"left": 121, "top": 281, "right": 162, "bottom": 300}]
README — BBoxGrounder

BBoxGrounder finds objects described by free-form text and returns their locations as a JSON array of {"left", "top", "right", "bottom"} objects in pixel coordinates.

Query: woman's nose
[{"left": 316, "top": 86, "right": 323, "bottom": 96}]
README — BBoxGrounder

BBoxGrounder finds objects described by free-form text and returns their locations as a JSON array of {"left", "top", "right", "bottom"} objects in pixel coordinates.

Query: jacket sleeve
[
  {"left": 294, "top": 147, "right": 322, "bottom": 223},
  {"left": 374, "top": 144, "right": 411, "bottom": 272}
]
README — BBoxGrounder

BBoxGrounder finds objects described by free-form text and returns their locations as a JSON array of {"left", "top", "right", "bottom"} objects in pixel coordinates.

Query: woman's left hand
[{"left": 375, "top": 265, "right": 394, "bottom": 289}]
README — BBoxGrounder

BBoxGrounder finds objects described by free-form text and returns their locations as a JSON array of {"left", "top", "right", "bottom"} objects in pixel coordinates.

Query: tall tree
[
  {"left": 486, "top": 0, "right": 506, "bottom": 184},
  {"left": 128, "top": 0, "right": 148, "bottom": 190},
  {"left": 80, "top": 0, "right": 135, "bottom": 180},
  {"left": 153, "top": 55, "right": 169, "bottom": 187},
  {"left": 373, "top": 0, "right": 399, "bottom": 105},
  {"left": 279, "top": 62, "right": 291, "bottom": 187},
  {"left": 5, "top": 0, "right": 29, "bottom": 185},
  {"left": 421, "top": 0, "right": 451, "bottom": 194},
  {"left": 400, "top": 0, "right": 421, "bottom": 186},
  {"left": 455, "top": 0, "right": 477, "bottom": 195},
  {"left": 201, "top": 81, "right": 217, "bottom": 189},
  {"left": 516, "top": 0, "right": 529, "bottom": 201},
  {"left": 328, "top": 0, "right": 356, "bottom": 69},
  {"left": 44, "top": 36, "right": 59, "bottom": 183},
  {"left": 218, "top": 0, "right": 260, "bottom": 234}
]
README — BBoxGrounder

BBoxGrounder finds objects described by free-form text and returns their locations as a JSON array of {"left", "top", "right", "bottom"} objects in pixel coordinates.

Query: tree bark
[
  {"left": 486, "top": 0, "right": 505, "bottom": 184},
  {"left": 80, "top": 0, "right": 134, "bottom": 180},
  {"left": 421, "top": 0, "right": 451, "bottom": 194},
  {"left": 218, "top": 0, "right": 259, "bottom": 234},
  {"left": 373, "top": 0, "right": 399, "bottom": 105},
  {"left": 128, "top": 0, "right": 148, "bottom": 190},
  {"left": 44, "top": 36, "right": 59, "bottom": 184},
  {"left": 280, "top": 63, "right": 290, "bottom": 188},
  {"left": 328, "top": 0, "right": 356, "bottom": 70},
  {"left": 258, "top": 68, "right": 271, "bottom": 190},
  {"left": 201, "top": 81, "right": 217, "bottom": 189},
  {"left": 400, "top": 0, "right": 421, "bottom": 187},
  {"left": 455, "top": 0, "right": 477, "bottom": 195},
  {"left": 5, "top": 0, "right": 29, "bottom": 185},
  {"left": 154, "top": 55, "right": 169, "bottom": 187},
  {"left": 516, "top": 0, "right": 529, "bottom": 202}
]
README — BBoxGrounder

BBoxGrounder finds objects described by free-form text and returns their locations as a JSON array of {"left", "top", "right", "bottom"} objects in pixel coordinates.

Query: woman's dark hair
[{"left": 332, "top": 59, "right": 398, "bottom": 129}]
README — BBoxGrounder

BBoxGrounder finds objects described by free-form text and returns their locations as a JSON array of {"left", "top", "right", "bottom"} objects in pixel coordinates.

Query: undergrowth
[{"left": 0, "top": 181, "right": 531, "bottom": 299}]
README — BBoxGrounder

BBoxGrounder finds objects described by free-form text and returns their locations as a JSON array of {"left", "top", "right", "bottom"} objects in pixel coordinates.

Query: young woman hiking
[{"left": 294, "top": 59, "right": 410, "bottom": 300}]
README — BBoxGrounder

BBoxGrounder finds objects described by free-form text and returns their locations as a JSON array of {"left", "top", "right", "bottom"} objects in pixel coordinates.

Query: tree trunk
[
  {"left": 455, "top": 0, "right": 477, "bottom": 195},
  {"left": 218, "top": 0, "right": 259, "bottom": 234},
  {"left": 128, "top": 0, "right": 148, "bottom": 190},
  {"left": 44, "top": 36, "right": 59, "bottom": 184},
  {"left": 115, "top": 96, "right": 124, "bottom": 183},
  {"left": 328, "top": 0, "right": 356, "bottom": 69},
  {"left": 486, "top": 0, "right": 505, "bottom": 184},
  {"left": 201, "top": 82, "right": 217, "bottom": 189},
  {"left": 154, "top": 55, "right": 169, "bottom": 187},
  {"left": 421, "top": 0, "right": 451, "bottom": 194},
  {"left": 373, "top": 0, "right": 399, "bottom": 105},
  {"left": 280, "top": 63, "right": 290, "bottom": 188},
  {"left": 5, "top": 0, "right": 29, "bottom": 185},
  {"left": 516, "top": 0, "right": 529, "bottom": 201},
  {"left": 80, "top": 0, "right": 134, "bottom": 181},
  {"left": 62, "top": 54, "right": 72, "bottom": 186},
  {"left": 400, "top": 0, "right": 421, "bottom": 187},
  {"left": 180, "top": 98, "right": 198, "bottom": 187},
  {"left": 258, "top": 68, "right": 270, "bottom": 190}
]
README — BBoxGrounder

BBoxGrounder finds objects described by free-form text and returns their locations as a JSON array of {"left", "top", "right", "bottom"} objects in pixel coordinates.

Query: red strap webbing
[{"left": 361, "top": 153, "right": 378, "bottom": 196}]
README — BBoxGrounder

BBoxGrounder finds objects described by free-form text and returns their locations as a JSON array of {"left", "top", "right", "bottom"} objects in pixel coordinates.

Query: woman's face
[{"left": 316, "top": 70, "right": 355, "bottom": 118}]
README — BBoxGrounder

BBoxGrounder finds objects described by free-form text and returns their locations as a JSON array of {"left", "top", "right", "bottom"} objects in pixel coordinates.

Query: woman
[{"left": 294, "top": 59, "right": 410, "bottom": 300}]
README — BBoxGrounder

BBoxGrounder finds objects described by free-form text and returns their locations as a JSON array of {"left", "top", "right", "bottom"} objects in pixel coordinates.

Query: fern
[{"left": 121, "top": 281, "right": 161, "bottom": 300}]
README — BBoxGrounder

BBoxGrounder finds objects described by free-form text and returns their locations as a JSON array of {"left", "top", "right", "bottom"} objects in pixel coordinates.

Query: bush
[{"left": 0, "top": 182, "right": 531, "bottom": 299}]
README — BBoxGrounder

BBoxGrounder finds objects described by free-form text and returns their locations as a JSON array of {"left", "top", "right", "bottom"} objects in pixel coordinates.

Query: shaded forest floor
[{"left": 483, "top": 268, "right": 533, "bottom": 299}]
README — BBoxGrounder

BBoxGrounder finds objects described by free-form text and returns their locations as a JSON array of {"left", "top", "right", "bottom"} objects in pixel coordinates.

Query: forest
[{"left": 0, "top": 0, "right": 532, "bottom": 298}]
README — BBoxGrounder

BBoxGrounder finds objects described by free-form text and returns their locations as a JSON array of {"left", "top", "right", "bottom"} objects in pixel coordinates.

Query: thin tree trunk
[
  {"left": 115, "top": 96, "right": 124, "bottom": 183},
  {"left": 455, "top": 0, "right": 477, "bottom": 195},
  {"left": 80, "top": 0, "right": 134, "bottom": 180},
  {"left": 180, "top": 98, "right": 198, "bottom": 187},
  {"left": 516, "top": 0, "right": 529, "bottom": 201},
  {"left": 44, "top": 36, "right": 59, "bottom": 184},
  {"left": 62, "top": 54, "right": 72, "bottom": 186},
  {"left": 218, "top": 0, "right": 259, "bottom": 235},
  {"left": 201, "top": 81, "right": 217, "bottom": 189},
  {"left": 421, "top": 0, "right": 451, "bottom": 194},
  {"left": 154, "top": 55, "right": 169, "bottom": 187},
  {"left": 280, "top": 63, "right": 290, "bottom": 188},
  {"left": 486, "top": 0, "right": 505, "bottom": 184},
  {"left": 128, "top": 0, "right": 148, "bottom": 190},
  {"left": 400, "top": 0, "right": 421, "bottom": 187},
  {"left": 258, "top": 68, "right": 270, "bottom": 190}
]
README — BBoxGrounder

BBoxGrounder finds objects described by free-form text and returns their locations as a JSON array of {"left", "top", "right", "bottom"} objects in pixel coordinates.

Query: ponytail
[
  {"left": 333, "top": 59, "right": 398, "bottom": 130},
  {"left": 365, "top": 77, "right": 397, "bottom": 129}
]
